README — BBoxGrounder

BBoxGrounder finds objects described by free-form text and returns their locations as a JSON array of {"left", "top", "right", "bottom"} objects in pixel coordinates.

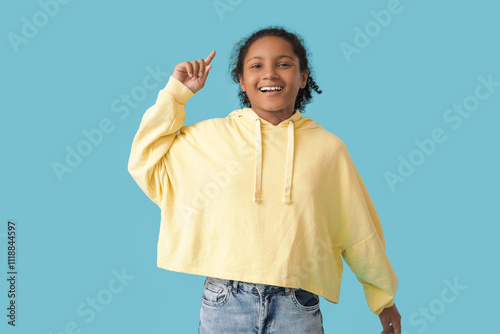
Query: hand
[
  {"left": 379, "top": 303, "right": 401, "bottom": 334},
  {"left": 172, "top": 50, "right": 216, "bottom": 94}
]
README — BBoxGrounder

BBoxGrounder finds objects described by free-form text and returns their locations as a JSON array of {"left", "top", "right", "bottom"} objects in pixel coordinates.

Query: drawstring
[
  {"left": 253, "top": 118, "right": 294, "bottom": 204},
  {"left": 253, "top": 119, "right": 262, "bottom": 203},
  {"left": 283, "top": 120, "right": 294, "bottom": 204}
]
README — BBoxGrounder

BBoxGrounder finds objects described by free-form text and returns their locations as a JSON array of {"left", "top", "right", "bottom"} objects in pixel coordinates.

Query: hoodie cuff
[
  {"left": 380, "top": 298, "right": 395, "bottom": 311},
  {"left": 162, "top": 75, "right": 195, "bottom": 104},
  {"left": 374, "top": 297, "right": 395, "bottom": 315}
]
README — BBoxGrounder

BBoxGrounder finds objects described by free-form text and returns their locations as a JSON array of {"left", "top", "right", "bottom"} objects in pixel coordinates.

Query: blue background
[{"left": 1, "top": 0, "right": 499, "bottom": 333}]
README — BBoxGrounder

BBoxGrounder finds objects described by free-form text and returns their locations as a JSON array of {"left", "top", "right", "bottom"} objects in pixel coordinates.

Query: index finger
[
  {"left": 205, "top": 50, "right": 216, "bottom": 65},
  {"left": 393, "top": 320, "right": 401, "bottom": 334}
]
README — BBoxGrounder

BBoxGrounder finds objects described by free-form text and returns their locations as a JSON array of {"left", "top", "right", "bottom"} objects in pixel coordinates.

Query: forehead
[{"left": 245, "top": 36, "right": 296, "bottom": 59}]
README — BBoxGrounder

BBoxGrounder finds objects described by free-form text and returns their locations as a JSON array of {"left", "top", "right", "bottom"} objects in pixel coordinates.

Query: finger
[
  {"left": 393, "top": 320, "right": 401, "bottom": 334},
  {"left": 202, "top": 64, "right": 212, "bottom": 78},
  {"left": 183, "top": 61, "right": 194, "bottom": 78},
  {"left": 197, "top": 59, "right": 205, "bottom": 77},
  {"left": 191, "top": 61, "right": 199, "bottom": 78},
  {"left": 204, "top": 50, "right": 216, "bottom": 65},
  {"left": 381, "top": 321, "right": 392, "bottom": 333}
]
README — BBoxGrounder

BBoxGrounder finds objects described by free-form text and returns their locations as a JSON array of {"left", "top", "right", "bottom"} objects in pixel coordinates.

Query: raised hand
[{"left": 172, "top": 50, "right": 216, "bottom": 94}]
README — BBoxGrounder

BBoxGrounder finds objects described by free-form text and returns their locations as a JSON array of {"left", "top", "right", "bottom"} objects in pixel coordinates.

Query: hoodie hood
[{"left": 227, "top": 107, "right": 318, "bottom": 205}]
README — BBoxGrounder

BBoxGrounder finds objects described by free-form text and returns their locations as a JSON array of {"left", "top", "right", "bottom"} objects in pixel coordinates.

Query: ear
[
  {"left": 300, "top": 69, "right": 309, "bottom": 89},
  {"left": 239, "top": 74, "right": 246, "bottom": 92}
]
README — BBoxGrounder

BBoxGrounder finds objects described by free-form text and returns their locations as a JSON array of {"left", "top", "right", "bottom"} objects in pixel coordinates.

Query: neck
[{"left": 252, "top": 108, "right": 296, "bottom": 126}]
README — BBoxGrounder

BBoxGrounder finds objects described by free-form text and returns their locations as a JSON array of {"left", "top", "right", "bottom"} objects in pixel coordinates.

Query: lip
[{"left": 260, "top": 89, "right": 282, "bottom": 95}]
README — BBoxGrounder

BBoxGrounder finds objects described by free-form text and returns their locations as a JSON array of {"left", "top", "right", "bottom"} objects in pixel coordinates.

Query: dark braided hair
[{"left": 228, "top": 25, "right": 322, "bottom": 113}]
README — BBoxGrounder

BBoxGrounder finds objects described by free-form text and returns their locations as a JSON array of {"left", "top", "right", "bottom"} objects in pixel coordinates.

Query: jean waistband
[{"left": 206, "top": 276, "right": 294, "bottom": 295}]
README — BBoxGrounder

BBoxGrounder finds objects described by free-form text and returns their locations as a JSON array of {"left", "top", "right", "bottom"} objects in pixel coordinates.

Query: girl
[{"left": 128, "top": 26, "right": 401, "bottom": 333}]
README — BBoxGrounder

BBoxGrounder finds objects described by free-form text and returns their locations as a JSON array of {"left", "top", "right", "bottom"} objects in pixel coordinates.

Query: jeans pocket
[
  {"left": 290, "top": 288, "right": 320, "bottom": 311},
  {"left": 201, "top": 279, "right": 231, "bottom": 307}
]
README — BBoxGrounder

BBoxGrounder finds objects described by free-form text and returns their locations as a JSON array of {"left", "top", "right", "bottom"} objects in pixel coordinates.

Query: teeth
[{"left": 259, "top": 86, "right": 283, "bottom": 92}]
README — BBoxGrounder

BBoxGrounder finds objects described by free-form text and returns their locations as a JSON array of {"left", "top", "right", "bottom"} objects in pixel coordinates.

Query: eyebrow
[{"left": 246, "top": 55, "right": 294, "bottom": 63}]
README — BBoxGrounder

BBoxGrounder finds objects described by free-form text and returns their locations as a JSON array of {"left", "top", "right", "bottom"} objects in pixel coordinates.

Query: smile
[{"left": 259, "top": 86, "right": 284, "bottom": 92}]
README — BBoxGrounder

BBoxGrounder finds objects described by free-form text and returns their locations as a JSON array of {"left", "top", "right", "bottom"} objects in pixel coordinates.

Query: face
[{"left": 239, "top": 36, "right": 309, "bottom": 117}]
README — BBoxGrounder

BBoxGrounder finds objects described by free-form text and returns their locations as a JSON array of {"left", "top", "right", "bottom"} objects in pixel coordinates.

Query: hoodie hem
[{"left": 157, "top": 261, "right": 340, "bottom": 305}]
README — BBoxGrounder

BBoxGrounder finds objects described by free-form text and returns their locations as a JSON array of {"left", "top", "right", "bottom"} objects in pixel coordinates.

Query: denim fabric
[{"left": 198, "top": 276, "right": 324, "bottom": 334}]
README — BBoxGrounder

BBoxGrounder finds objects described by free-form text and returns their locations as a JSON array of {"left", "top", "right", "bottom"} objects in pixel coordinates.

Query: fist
[{"left": 172, "top": 50, "right": 216, "bottom": 94}]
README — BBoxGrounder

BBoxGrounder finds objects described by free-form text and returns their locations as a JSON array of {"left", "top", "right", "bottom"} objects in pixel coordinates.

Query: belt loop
[{"left": 229, "top": 280, "right": 239, "bottom": 294}]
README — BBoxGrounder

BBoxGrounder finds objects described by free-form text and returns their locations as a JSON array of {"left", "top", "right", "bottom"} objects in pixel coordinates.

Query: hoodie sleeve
[
  {"left": 127, "top": 75, "right": 194, "bottom": 206},
  {"left": 333, "top": 142, "right": 398, "bottom": 315}
]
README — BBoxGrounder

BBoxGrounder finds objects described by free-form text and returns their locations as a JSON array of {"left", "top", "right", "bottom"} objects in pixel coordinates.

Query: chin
[{"left": 256, "top": 103, "right": 287, "bottom": 112}]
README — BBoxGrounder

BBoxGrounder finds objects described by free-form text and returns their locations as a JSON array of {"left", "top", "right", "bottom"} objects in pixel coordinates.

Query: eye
[{"left": 250, "top": 63, "right": 290, "bottom": 69}]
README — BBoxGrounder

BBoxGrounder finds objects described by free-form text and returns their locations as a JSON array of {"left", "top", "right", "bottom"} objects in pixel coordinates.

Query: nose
[{"left": 263, "top": 65, "right": 279, "bottom": 79}]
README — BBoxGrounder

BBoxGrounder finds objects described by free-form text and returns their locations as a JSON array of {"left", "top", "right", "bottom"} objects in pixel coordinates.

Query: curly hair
[{"left": 228, "top": 25, "right": 322, "bottom": 113}]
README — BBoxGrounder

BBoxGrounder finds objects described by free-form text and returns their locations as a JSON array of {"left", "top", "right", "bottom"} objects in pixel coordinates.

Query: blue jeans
[{"left": 198, "top": 276, "right": 324, "bottom": 334}]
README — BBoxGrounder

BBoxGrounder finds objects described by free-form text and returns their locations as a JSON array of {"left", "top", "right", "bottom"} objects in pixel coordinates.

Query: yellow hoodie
[{"left": 127, "top": 75, "right": 398, "bottom": 315}]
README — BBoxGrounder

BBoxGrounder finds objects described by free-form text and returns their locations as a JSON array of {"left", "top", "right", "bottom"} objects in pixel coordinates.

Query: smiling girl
[{"left": 128, "top": 26, "right": 401, "bottom": 334}]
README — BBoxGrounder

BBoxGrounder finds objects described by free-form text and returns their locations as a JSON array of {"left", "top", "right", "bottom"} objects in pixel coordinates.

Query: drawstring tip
[
  {"left": 253, "top": 197, "right": 260, "bottom": 203},
  {"left": 282, "top": 198, "right": 292, "bottom": 204}
]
